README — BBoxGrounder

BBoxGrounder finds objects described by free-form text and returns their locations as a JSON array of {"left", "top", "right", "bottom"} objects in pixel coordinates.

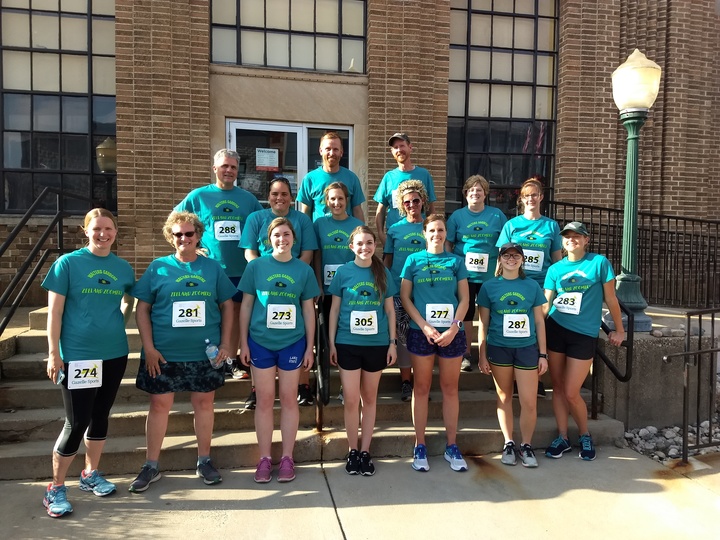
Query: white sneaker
[
  {"left": 412, "top": 444, "right": 430, "bottom": 472},
  {"left": 444, "top": 444, "right": 468, "bottom": 472}
]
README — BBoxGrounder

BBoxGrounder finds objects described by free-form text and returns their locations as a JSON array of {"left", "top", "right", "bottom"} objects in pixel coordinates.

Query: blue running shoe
[
  {"left": 412, "top": 444, "right": 429, "bottom": 472},
  {"left": 579, "top": 433, "right": 596, "bottom": 461},
  {"left": 129, "top": 465, "right": 162, "bottom": 493},
  {"left": 79, "top": 469, "right": 116, "bottom": 496},
  {"left": 43, "top": 484, "right": 73, "bottom": 518},
  {"left": 444, "top": 444, "right": 468, "bottom": 472},
  {"left": 545, "top": 435, "right": 572, "bottom": 458}
]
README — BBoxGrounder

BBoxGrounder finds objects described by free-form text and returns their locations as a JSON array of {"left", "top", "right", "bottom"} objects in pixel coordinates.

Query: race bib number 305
[
  {"left": 267, "top": 304, "right": 297, "bottom": 329},
  {"left": 68, "top": 360, "right": 102, "bottom": 390},
  {"left": 553, "top": 292, "right": 582, "bottom": 315},
  {"left": 350, "top": 310, "right": 378, "bottom": 335},
  {"left": 172, "top": 301, "right": 206, "bottom": 327},
  {"left": 214, "top": 220, "right": 241, "bottom": 241},
  {"left": 426, "top": 303, "right": 454, "bottom": 327}
]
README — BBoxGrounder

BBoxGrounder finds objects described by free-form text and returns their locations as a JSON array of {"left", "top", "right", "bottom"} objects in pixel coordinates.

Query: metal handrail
[
  {"left": 314, "top": 302, "right": 331, "bottom": 431},
  {"left": 590, "top": 299, "right": 634, "bottom": 419},
  {"left": 0, "top": 187, "right": 91, "bottom": 336},
  {"left": 661, "top": 308, "right": 719, "bottom": 463}
]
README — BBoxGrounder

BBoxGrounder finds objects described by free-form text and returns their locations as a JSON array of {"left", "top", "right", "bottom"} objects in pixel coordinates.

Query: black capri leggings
[{"left": 54, "top": 355, "right": 128, "bottom": 457}]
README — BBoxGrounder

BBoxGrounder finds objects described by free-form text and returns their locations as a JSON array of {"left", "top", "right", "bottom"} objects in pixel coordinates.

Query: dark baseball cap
[
  {"left": 499, "top": 242, "right": 524, "bottom": 257},
  {"left": 388, "top": 132, "right": 411, "bottom": 146},
  {"left": 560, "top": 221, "right": 590, "bottom": 236}
]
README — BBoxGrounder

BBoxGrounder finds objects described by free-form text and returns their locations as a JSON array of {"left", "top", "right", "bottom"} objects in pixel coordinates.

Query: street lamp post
[{"left": 608, "top": 49, "right": 661, "bottom": 332}]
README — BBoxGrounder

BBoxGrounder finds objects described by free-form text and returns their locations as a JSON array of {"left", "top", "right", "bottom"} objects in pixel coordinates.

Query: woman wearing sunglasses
[{"left": 129, "top": 211, "right": 237, "bottom": 493}]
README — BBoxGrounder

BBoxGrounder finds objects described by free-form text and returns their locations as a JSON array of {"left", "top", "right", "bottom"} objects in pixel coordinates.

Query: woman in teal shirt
[
  {"left": 239, "top": 217, "right": 320, "bottom": 484},
  {"left": 328, "top": 225, "right": 397, "bottom": 476},
  {"left": 42, "top": 208, "right": 134, "bottom": 518}
]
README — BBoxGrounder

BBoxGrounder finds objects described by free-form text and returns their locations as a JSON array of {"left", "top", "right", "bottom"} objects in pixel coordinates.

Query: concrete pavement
[{"left": 3, "top": 448, "right": 720, "bottom": 539}]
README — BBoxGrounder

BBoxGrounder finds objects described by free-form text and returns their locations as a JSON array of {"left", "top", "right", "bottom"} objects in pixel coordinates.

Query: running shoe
[
  {"left": 545, "top": 435, "right": 572, "bottom": 458},
  {"left": 244, "top": 388, "right": 257, "bottom": 410},
  {"left": 359, "top": 451, "right": 376, "bottom": 476},
  {"left": 345, "top": 449, "right": 361, "bottom": 475},
  {"left": 232, "top": 365, "right": 249, "bottom": 380},
  {"left": 519, "top": 444, "right": 538, "bottom": 468},
  {"left": 297, "top": 384, "right": 314, "bottom": 406},
  {"left": 79, "top": 469, "right": 116, "bottom": 496},
  {"left": 338, "top": 386, "right": 344, "bottom": 404},
  {"left": 277, "top": 456, "right": 296, "bottom": 482},
  {"left": 579, "top": 433, "right": 596, "bottom": 461},
  {"left": 128, "top": 465, "right": 161, "bottom": 493},
  {"left": 444, "top": 444, "right": 468, "bottom": 472},
  {"left": 196, "top": 458, "right": 222, "bottom": 485},
  {"left": 501, "top": 441, "right": 517, "bottom": 466},
  {"left": 460, "top": 353, "right": 473, "bottom": 372},
  {"left": 400, "top": 380, "right": 413, "bottom": 402},
  {"left": 254, "top": 457, "right": 272, "bottom": 483},
  {"left": 412, "top": 444, "right": 430, "bottom": 472},
  {"left": 43, "top": 484, "right": 73, "bottom": 518}
]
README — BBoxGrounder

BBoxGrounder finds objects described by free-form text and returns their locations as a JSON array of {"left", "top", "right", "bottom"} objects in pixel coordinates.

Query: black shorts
[
  {"left": 136, "top": 357, "right": 225, "bottom": 394},
  {"left": 464, "top": 281, "right": 482, "bottom": 321},
  {"left": 545, "top": 316, "right": 597, "bottom": 360},
  {"left": 335, "top": 343, "right": 388, "bottom": 373}
]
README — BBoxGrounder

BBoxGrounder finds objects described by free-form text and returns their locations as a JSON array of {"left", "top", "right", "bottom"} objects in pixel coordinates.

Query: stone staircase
[{"left": 0, "top": 308, "right": 624, "bottom": 480}]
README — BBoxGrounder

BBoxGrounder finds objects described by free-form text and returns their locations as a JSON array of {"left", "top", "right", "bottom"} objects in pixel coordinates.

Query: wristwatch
[
  {"left": 389, "top": 338, "right": 398, "bottom": 345},
  {"left": 452, "top": 319, "right": 464, "bottom": 329},
  {"left": 538, "top": 353, "right": 548, "bottom": 359}
]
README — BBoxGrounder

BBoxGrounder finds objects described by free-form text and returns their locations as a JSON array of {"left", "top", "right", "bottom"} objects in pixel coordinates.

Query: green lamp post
[{"left": 609, "top": 49, "right": 661, "bottom": 332}]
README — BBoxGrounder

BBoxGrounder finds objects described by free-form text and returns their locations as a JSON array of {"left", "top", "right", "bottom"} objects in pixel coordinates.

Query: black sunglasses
[{"left": 172, "top": 231, "right": 196, "bottom": 238}]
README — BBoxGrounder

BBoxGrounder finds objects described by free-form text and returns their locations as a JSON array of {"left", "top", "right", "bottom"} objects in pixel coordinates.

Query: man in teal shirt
[{"left": 175, "top": 149, "right": 262, "bottom": 379}]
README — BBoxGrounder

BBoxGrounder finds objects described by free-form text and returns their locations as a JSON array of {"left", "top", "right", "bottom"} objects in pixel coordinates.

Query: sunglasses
[
  {"left": 172, "top": 231, "right": 196, "bottom": 238},
  {"left": 402, "top": 198, "right": 422, "bottom": 207}
]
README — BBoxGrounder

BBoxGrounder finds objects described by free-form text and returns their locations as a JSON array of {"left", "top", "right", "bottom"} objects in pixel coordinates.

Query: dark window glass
[
  {"left": 3, "top": 172, "right": 33, "bottom": 211},
  {"left": 62, "top": 134, "right": 90, "bottom": 170},
  {"left": 4, "top": 95, "right": 31, "bottom": 130},
  {"left": 92, "top": 96, "right": 116, "bottom": 135},
  {"left": 3, "top": 132, "right": 31, "bottom": 168},
  {"left": 33, "top": 133, "right": 61, "bottom": 169}
]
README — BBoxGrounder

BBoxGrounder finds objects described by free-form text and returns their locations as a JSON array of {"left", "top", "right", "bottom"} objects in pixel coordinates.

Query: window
[
  {"left": 447, "top": 0, "right": 558, "bottom": 214},
  {"left": 1, "top": 0, "right": 116, "bottom": 214},
  {"left": 210, "top": 0, "right": 366, "bottom": 74}
]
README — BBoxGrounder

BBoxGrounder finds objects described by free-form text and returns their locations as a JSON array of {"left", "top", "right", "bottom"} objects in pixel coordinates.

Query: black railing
[
  {"left": 662, "top": 308, "right": 720, "bottom": 463},
  {"left": 590, "top": 300, "right": 634, "bottom": 420},
  {"left": 314, "top": 301, "right": 331, "bottom": 431},
  {"left": 0, "top": 187, "right": 91, "bottom": 336},
  {"left": 548, "top": 201, "right": 720, "bottom": 308}
]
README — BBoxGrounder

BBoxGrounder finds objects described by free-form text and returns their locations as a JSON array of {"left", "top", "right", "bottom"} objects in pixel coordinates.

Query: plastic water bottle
[{"left": 205, "top": 339, "right": 221, "bottom": 369}]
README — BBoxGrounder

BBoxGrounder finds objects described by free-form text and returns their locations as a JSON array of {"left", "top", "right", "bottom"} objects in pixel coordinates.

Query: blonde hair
[
  {"left": 83, "top": 208, "right": 117, "bottom": 230},
  {"left": 163, "top": 211, "right": 206, "bottom": 255},
  {"left": 395, "top": 179, "right": 429, "bottom": 217},
  {"left": 518, "top": 177, "right": 544, "bottom": 213}
]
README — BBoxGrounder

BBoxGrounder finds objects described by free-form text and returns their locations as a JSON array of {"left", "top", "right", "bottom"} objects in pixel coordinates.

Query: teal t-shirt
[
  {"left": 496, "top": 215, "right": 562, "bottom": 285},
  {"left": 238, "top": 256, "right": 321, "bottom": 350},
  {"left": 314, "top": 215, "right": 364, "bottom": 294},
  {"left": 400, "top": 250, "right": 468, "bottom": 331},
  {"left": 477, "top": 276, "right": 547, "bottom": 348},
  {"left": 544, "top": 253, "right": 616, "bottom": 338},
  {"left": 131, "top": 255, "right": 237, "bottom": 362},
  {"left": 373, "top": 166, "right": 437, "bottom": 230},
  {"left": 328, "top": 262, "right": 397, "bottom": 346},
  {"left": 383, "top": 218, "right": 425, "bottom": 295},
  {"left": 174, "top": 184, "right": 262, "bottom": 278},
  {"left": 239, "top": 208, "right": 318, "bottom": 259},
  {"left": 447, "top": 205, "right": 507, "bottom": 284},
  {"left": 297, "top": 166, "right": 366, "bottom": 221},
  {"left": 41, "top": 248, "right": 135, "bottom": 361}
]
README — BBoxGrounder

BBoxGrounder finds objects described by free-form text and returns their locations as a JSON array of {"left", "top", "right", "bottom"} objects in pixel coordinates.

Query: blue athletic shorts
[
  {"left": 406, "top": 328, "right": 467, "bottom": 359},
  {"left": 248, "top": 335, "right": 306, "bottom": 371},
  {"left": 487, "top": 343, "right": 539, "bottom": 370}
]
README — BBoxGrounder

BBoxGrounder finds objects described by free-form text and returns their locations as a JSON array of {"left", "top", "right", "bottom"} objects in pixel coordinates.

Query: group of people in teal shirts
[{"left": 40, "top": 134, "right": 626, "bottom": 520}]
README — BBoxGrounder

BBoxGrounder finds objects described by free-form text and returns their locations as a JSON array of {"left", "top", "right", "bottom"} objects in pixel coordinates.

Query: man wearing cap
[
  {"left": 374, "top": 133, "right": 437, "bottom": 244},
  {"left": 175, "top": 148, "right": 262, "bottom": 379},
  {"left": 298, "top": 131, "right": 365, "bottom": 222}
]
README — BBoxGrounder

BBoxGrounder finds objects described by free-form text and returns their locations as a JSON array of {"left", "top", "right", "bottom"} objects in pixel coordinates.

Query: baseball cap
[
  {"left": 388, "top": 132, "right": 411, "bottom": 146},
  {"left": 499, "top": 242, "right": 524, "bottom": 257},
  {"left": 560, "top": 221, "right": 590, "bottom": 236}
]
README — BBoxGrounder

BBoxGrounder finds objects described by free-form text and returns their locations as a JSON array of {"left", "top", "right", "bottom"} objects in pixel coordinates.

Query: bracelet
[
  {"left": 538, "top": 353, "right": 548, "bottom": 359},
  {"left": 389, "top": 338, "right": 398, "bottom": 345}
]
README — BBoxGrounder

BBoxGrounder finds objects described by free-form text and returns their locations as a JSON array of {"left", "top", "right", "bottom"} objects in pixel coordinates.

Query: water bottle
[{"left": 205, "top": 339, "right": 221, "bottom": 369}]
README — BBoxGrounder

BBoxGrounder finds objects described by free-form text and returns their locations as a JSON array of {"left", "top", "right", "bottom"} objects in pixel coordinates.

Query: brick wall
[
  {"left": 366, "top": 0, "right": 451, "bottom": 218},
  {"left": 114, "top": 0, "right": 212, "bottom": 274},
  {"left": 556, "top": 0, "right": 720, "bottom": 219}
]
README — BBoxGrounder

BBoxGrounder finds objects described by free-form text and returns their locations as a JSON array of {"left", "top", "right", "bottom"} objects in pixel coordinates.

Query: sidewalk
[{"left": 4, "top": 448, "right": 719, "bottom": 539}]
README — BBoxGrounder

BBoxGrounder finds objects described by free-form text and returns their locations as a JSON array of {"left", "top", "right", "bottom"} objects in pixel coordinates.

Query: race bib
[
  {"left": 465, "top": 252, "right": 489, "bottom": 273},
  {"left": 68, "top": 360, "right": 102, "bottom": 390},
  {"left": 324, "top": 264, "right": 342, "bottom": 286},
  {"left": 350, "top": 310, "right": 378, "bottom": 335},
  {"left": 425, "top": 303, "right": 454, "bottom": 327},
  {"left": 523, "top": 249, "right": 544, "bottom": 272},
  {"left": 172, "top": 301, "right": 206, "bottom": 327},
  {"left": 267, "top": 303, "right": 297, "bottom": 329},
  {"left": 503, "top": 314, "right": 530, "bottom": 338},
  {"left": 391, "top": 188, "right": 399, "bottom": 209},
  {"left": 553, "top": 292, "right": 582, "bottom": 315},
  {"left": 214, "top": 220, "right": 241, "bottom": 241}
]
